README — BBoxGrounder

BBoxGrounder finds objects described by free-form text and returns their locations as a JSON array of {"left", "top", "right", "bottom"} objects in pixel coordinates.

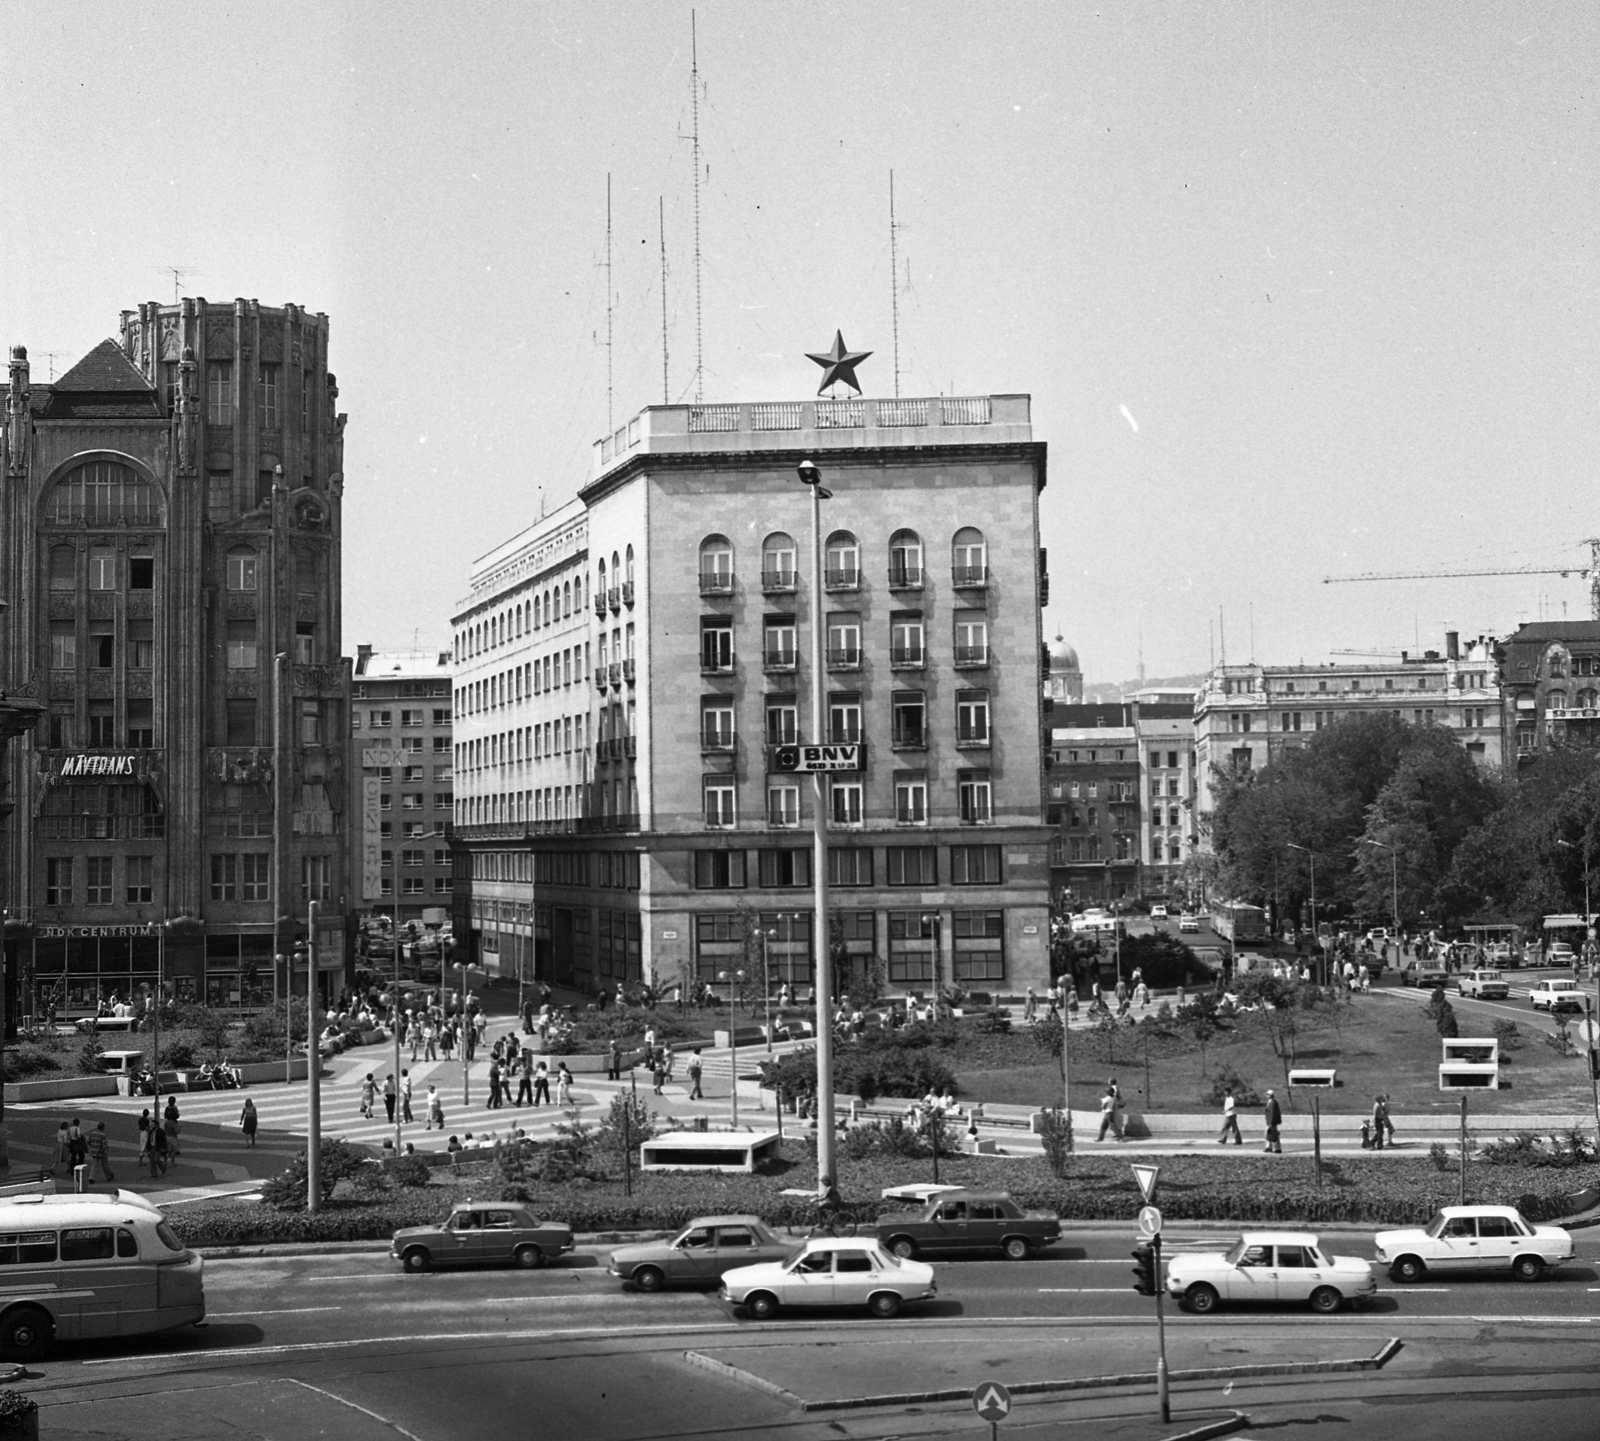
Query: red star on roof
[{"left": 806, "top": 331, "right": 872, "bottom": 395}]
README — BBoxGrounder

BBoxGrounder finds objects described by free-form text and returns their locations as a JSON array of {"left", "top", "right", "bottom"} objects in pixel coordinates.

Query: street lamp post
[
  {"left": 1357, "top": 838, "right": 1400, "bottom": 959},
  {"left": 759, "top": 929, "right": 776, "bottom": 1054},
  {"left": 796, "top": 459, "right": 837, "bottom": 1188},
  {"left": 718, "top": 968, "right": 746, "bottom": 1128},
  {"left": 1286, "top": 844, "right": 1318, "bottom": 983}
]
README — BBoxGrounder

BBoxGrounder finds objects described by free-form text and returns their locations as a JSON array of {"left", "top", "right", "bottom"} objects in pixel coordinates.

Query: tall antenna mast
[
  {"left": 605, "top": 173, "right": 614, "bottom": 433},
  {"left": 889, "top": 171, "right": 902, "bottom": 398},
  {"left": 690, "top": 11, "right": 704, "bottom": 403},
  {"left": 659, "top": 196, "right": 670, "bottom": 404}
]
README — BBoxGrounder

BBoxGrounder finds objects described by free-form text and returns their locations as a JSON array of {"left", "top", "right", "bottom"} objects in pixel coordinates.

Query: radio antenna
[
  {"left": 690, "top": 11, "right": 704, "bottom": 402},
  {"left": 889, "top": 171, "right": 902, "bottom": 398},
  {"left": 605, "top": 173, "right": 614, "bottom": 433},
  {"left": 659, "top": 196, "right": 670, "bottom": 404}
]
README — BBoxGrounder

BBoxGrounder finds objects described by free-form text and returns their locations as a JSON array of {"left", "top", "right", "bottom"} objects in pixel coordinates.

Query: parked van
[{"left": 0, "top": 1191, "right": 205, "bottom": 1360}]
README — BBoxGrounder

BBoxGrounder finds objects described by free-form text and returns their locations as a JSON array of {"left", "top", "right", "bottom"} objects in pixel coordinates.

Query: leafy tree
[
  {"left": 1423, "top": 985, "right": 1459, "bottom": 1038},
  {"left": 1232, "top": 971, "right": 1306, "bottom": 1091},
  {"left": 1118, "top": 933, "right": 1208, "bottom": 988},
  {"left": 260, "top": 1139, "right": 370, "bottom": 1210},
  {"left": 1037, "top": 1107, "right": 1073, "bottom": 1176}
]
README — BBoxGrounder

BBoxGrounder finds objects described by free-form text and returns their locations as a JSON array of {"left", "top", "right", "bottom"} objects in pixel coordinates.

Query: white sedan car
[
  {"left": 1150, "top": 904, "right": 1169, "bottom": 920},
  {"left": 1456, "top": 969, "right": 1509, "bottom": 1000},
  {"left": 1374, "top": 1206, "right": 1574, "bottom": 1283},
  {"left": 1529, "top": 977, "right": 1585, "bottom": 1012},
  {"left": 719, "top": 1236, "right": 936, "bottom": 1320},
  {"left": 1166, "top": 1232, "right": 1376, "bottom": 1314}
]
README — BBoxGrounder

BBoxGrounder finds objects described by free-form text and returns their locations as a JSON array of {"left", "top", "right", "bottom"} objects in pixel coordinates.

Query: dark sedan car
[
  {"left": 609, "top": 1215, "right": 793, "bottom": 1291},
  {"left": 875, "top": 1188, "right": 1060, "bottom": 1260},
  {"left": 391, "top": 1203, "right": 574, "bottom": 1272}
]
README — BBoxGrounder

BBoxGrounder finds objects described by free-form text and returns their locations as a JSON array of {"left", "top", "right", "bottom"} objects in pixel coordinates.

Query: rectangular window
[
  {"left": 767, "top": 783, "right": 799, "bottom": 827},
  {"left": 887, "top": 910, "right": 936, "bottom": 982},
  {"left": 763, "top": 618, "right": 797, "bottom": 670},
  {"left": 886, "top": 846, "right": 937, "bottom": 886},
  {"left": 700, "top": 618, "right": 734, "bottom": 672},
  {"left": 125, "top": 854, "right": 154, "bottom": 904},
  {"left": 226, "top": 619, "right": 256, "bottom": 670},
  {"left": 704, "top": 777, "right": 736, "bottom": 828},
  {"left": 958, "top": 770, "right": 993, "bottom": 824},
  {"left": 127, "top": 619, "right": 153, "bottom": 670},
  {"left": 828, "top": 693, "right": 862, "bottom": 744},
  {"left": 48, "top": 546, "right": 75, "bottom": 590},
  {"left": 300, "top": 700, "right": 324, "bottom": 746},
  {"left": 701, "top": 699, "right": 735, "bottom": 752},
  {"left": 830, "top": 780, "right": 863, "bottom": 825},
  {"left": 401, "top": 709, "right": 424, "bottom": 727},
  {"left": 87, "top": 705, "right": 115, "bottom": 747},
  {"left": 85, "top": 856, "right": 113, "bottom": 905},
  {"left": 87, "top": 622, "right": 114, "bottom": 669},
  {"left": 88, "top": 547, "right": 116, "bottom": 590},
  {"left": 225, "top": 698, "right": 257, "bottom": 746},
  {"left": 891, "top": 690, "right": 926, "bottom": 748},
  {"left": 828, "top": 846, "right": 873, "bottom": 887},
  {"left": 294, "top": 622, "right": 316, "bottom": 665},
  {"left": 44, "top": 857, "right": 73, "bottom": 905},
  {"left": 826, "top": 612, "right": 861, "bottom": 668},
  {"left": 241, "top": 852, "right": 270, "bottom": 901},
  {"left": 208, "top": 472, "right": 234, "bottom": 522},
  {"left": 301, "top": 855, "right": 331, "bottom": 902},
  {"left": 257, "top": 363, "right": 280, "bottom": 429},
  {"left": 950, "top": 844, "right": 1002, "bottom": 885},
  {"left": 957, "top": 689, "right": 990, "bottom": 745},
  {"left": 894, "top": 770, "right": 927, "bottom": 824},
  {"left": 954, "top": 611, "right": 989, "bottom": 666},
  {"left": 890, "top": 613, "right": 924, "bottom": 666},
  {"left": 210, "top": 853, "right": 238, "bottom": 901},
  {"left": 765, "top": 695, "right": 799, "bottom": 746},
  {"left": 757, "top": 848, "right": 811, "bottom": 888},
  {"left": 207, "top": 361, "right": 233, "bottom": 427},
  {"left": 370, "top": 710, "right": 391, "bottom": 728},
  {"left": 49, "top": 621, "right": 76, "bottom": 670},
  {"left": 694, "top": 850, "right": 747, "bottom": 889},
  {"left": 952, "top": 909, "right": 1005, "bottom": 983}
]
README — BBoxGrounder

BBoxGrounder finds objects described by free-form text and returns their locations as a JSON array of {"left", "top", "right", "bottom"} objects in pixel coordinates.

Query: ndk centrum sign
[{"left": 771, "top": 743, "right": 865, "bottom": 773}]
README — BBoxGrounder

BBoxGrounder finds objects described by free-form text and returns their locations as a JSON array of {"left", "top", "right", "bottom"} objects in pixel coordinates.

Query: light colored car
[
  {"left": 1150, "top": 904, "right": 1169, "bottom": 920},
  {"left": 1374, "top": 1205, "right": 1574, "bottom": 1283},
  {"left": 1546, "top": 942, "right": 1577, "bottom": 965},
  {"left": 1178, "top": 913, "right": 1200, "bottom": 933},
  {"left": 718, "top": 1236, "right": 936, "bottom": 1320},
  {"left": 607, "top": 1215, "right": 792, "bottom": 1291},
  {"left": 1456, "top": 969, "right": 1509, "bottom": 1000},
  {"left": 1400, "top": 959, "right": 1449, "bottom": 989},
  {"left": 1487, "top": 942, "right": 1515, "bottom": 968},
  {"left": 1165, "top": 1231, "right": 1375, "bottom": 1315},
  {"left": 1366, "top": 927, "right": 1391, "bottom": 945},
  {"left": 1529, "top": 977, "right": 1584, "bottom": 1011}
]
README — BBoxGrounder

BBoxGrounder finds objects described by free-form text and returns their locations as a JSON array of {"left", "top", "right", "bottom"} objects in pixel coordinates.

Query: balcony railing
[
  {"left": 827, "top": 646, "right": 861, "bottom": 669},
  {"left": 891, "top": 729, "right": 927, "bottom": 750},
  {"left": 608, "top": 587, "right": 620, "bottom": 613},
  {"left": 957, "top": 728, "right": 991, "bottom": 747},
  {"left": 593, "top": 667, "right": 608, "bottom": 688},
  {"left": 700, "top": 652, "right": 735, "bottom": 675},
  {"left": 889, "top": 647, "right": 925, "bottom": 668},
  {"left": 767, "top": 806, "right": 800, "bottom": 828},
  {"left": 952, "top": 564, "right": 989, "bottom": 588},
  {"left": 761, "top": 567, "right": 797, "bottom": 593},
  {"left": 701, "top": 731, "right": 737, "bottom": 754},
  {"left": 876, "top": 398, "right": 929, "bottom": 427},
  {"left": 688, "top": 404, "right": 740, "bottom": 432},
  {"left": 621, "top": 580, "right": 635, "bottom": 607},
  {"left": 608, "top": 662, "right": 622, "bottom": 687},
  {"left": 624, "top": 734, "right": 636, "bottom": 759},
  {"left": 594, "top": 595, "right": 607, "bottom": 617},
  {"left": 888, "top": 565, "right": 924, "bottom": 589},
  {"left": 622, "top": 657, "right": 636, "bottom": 682},
  {"left": 826, "top": 728, "right": 861, "bottom": 746},
  {"left": 824, "top": 566, "right": 859, "bottom": 590},
  {"left": 763, "top": 648, "right": 798, "bottom": 672},
  {"left": 699, "top": 570, "right": 734, "bottom": 595},
  {"left": 751, "top": 401, "right": 802, "bottom": 431},
  {"left": 816, "top": 398, "right": 864, "bottom": 428},
  {"left": 954, "top": 644, "right": 990, "bottom": 667}
]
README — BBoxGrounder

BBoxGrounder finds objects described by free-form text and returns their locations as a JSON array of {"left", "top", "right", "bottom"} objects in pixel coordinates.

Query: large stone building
[
  {"left": 1493, "top": 620, "right": 1600, "bottom": 764},
  {"left": 1192, "top": 631, "right": 1502, "bottom": 836},
  {"left": 1, "top": 298, "right": 352, "bottom": 1017},
  {"left": 451, "top": 393, "right": 1054, "bottom": 999},
  {"left": 349, "top": 646, "right": 454, "bottom": 923}
]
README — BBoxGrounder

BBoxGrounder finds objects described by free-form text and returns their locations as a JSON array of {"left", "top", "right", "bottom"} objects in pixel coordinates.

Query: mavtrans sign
[{"left": 58, "top": 755, "right": 138, "bottom": 779}]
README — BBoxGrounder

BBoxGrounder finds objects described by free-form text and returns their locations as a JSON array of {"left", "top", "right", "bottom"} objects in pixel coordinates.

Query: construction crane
[{"left": 1323, "top": 537, "right": 1600, "bottom": 620}]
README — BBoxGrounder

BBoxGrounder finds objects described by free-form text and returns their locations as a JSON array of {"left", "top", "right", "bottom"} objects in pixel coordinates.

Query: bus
[
  {"left": 0, "top": 1191, "right": 205, "bottom": 1360},
  {"left": 1210, "top": 902, "right": 1268, "bottom": 945}
]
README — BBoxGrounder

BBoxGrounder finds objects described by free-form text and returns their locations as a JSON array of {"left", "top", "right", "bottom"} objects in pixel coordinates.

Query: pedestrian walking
[
  {"left": 149, "top": 1122, "right": 169, "bottom": 1176},
  {"left": 486, "top": 1060, "right": 503, "bottom": 1109},
  {"left": 1263, "top": 1090, "right": 1283, "bottom": 1153},
  {"left": 401, "top": 1070, "right": 414, "bottom": 1123},
  {"left": 1369, "top": 1095, "right": 1387, "bottom": 1151},
  {"left": 501, "top": 1059, "right": 516, "bottom": 1107},
  {"left": 1096, "top": 1087, "right": 1124, "bottom": 1141},
  {"left": 515, "top": 1050, "right": 534, "bottom": 1106},
  {"left": 687, "top": 1049, "right": 704, "bottom": 1100},
  {"left": 425, "top": 1086, "right": 444, "bottom": 1130},
  {"left": 67, "top": 1117, "right": 88, "bottom": 1173},
  {"left": 359, "top": 1072, "right": 378, "bottom": 1119},
  {"left": 239, "top": 1098, "right": 259, "bottom": 1147},
  {"left": 87, "top": 1122, "right": 115, "bottom": 1183},
  {"left": 1217, "top": 1086, "right": 1243, "bottom": 1145},
  {"left": 532, "top": 1061, "right": 550, "bottom": 1107},
  {"left": 651, "top": 1048, "right": 666, "bottom": 1096},
  {"left": 52, "top": 1121, "right": 70, "bottom": 1173},
  {"left": 409, "top": 1017, "right": 421, "bottom": 1062},
  {"left": 162, "top": 1097, "right": 182, "bottom": 1160},
  {"left": 1024, "top": 985, "right": 1038, "bottom": 1023},
  {"left": 556, "top": 1063, "right": 573, "bottom": 1107},
  {"left": 383, "top": 1074, "right": 397, "bottom": 1123},
  {"left": 136, "top": 1110, "right": 152, "bottom": 1170},
  {"left": 1379, "top": 1094, "right": 1396, "bottom": 1146},
  {"left": 424, "top": 1022, "right": 438, "bottom": 1061},
  {"left": 606, "top": 1038, "right": 621, "bottom": 1081}
]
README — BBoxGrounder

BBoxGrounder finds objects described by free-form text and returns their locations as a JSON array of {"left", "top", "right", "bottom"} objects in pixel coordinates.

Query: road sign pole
[{"left": 1154, "top": 1232, "right": 1169, "bottom": 1424}]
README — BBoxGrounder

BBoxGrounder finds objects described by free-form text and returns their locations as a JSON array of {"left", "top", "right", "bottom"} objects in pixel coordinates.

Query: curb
[
  {"left": 1164, "top": 1411, "right": 1249, "bottom": 1441},
  {"left": 682, "top": 1338, "right": 1402, "bottom": 1413}
]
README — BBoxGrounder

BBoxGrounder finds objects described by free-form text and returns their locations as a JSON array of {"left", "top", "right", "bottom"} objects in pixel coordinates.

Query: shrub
[
  {"left": 972, "top": 1007, "right": 1012, "bottom": 1035},
  {"left": 1038, "top": 1107, "right": 1073, "bottom": 1177},
  {"left": 1428, "top": 1142, "right": 1452, "bottom": 1172},
  {"left": 158, "top": 1039, "right": 198, "bottom": 1070},
  {"left": 1479, "top": 1131, "right": 1595, "bottom": 1168},
  {"left": 834, "top": 1047, "right": 957, "bottom": 1104},
  {"left": 1201, "top": 1065, "right": 1262, "bottom": 1108},
  {"left": 840, "top": 1115, "right": 957, "bottom": 1161},
  {"left": 0, "top": 1389, "right": 38, "bottom": 1428},
  {"left": 1118, "top": 933, "right": 1212, "bottom": 988},
  {"left": 259, "top": 1139, "right": 373, "bottom": 1210},
  {"left": 0, "top": 1046, "right": 62, "bottom": 1081},
  {"left": 78, "top": 1038, "right": 105, "bottom": 1075},
  {"left": 1491, "top": 1018, "right": 1523, "bottom": 1059},
  {"left": 388, "top": 1155, "right": 433, "bottom": 1188}
]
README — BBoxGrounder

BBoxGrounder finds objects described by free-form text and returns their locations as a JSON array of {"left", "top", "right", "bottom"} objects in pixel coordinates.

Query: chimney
[{"left": 1446, "top": 631, "right": 1460, "bottom": 661}]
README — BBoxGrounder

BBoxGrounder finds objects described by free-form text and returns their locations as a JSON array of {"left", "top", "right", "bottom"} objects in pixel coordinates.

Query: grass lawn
[{"left": 953, "top": 992, "right": 1599, "bottom": 1119}]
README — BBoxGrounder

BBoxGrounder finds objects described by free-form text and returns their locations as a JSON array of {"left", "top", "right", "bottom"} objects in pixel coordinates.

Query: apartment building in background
[
  {"left": 1494, "top": 620, "right": 1600, "bottom": 765},
  {"left": 451, "top": 392, "right": 1054, "bottom": 998}
]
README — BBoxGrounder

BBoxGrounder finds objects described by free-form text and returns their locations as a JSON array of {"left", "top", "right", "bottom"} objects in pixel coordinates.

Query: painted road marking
[{"left": 208, "top": 1307, "right": 344, "bottom": 1318}]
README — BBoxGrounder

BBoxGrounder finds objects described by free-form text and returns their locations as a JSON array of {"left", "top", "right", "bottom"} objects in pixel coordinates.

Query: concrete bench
[
  {"left": 713, "top": 1026, "right": 768, "bottom": 1048},
  {"left": 1440, "top": 1037, "right": 1500, "bottom": 1090},
  {"left": 1288, "top": 1068, "right": 1338, "bottom": 1087}
]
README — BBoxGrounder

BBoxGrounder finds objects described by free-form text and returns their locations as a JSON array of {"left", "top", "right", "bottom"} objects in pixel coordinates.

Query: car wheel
[
  {"left": 1512, "top": 1254, "right": 1544, "bottom": 1282},
  {"left": 867, "top": 1291, "right": 902, "bottom": 1319},
  {"left": 514, "top": 1244, "right": 544, "bottom": 1269},
  {"left": 1309, "top": 1286, "right": 1343, "bottom": 1315},
  {"left": 633, "top": 1265, "right": 665, "bottom": 1293},
  {"left": 1002, "top": 1236, "right": 1030, "bottom": 1261},
  {"left": 745, "top": 1291, "right": 780, "bottom": 1321},
  {"left": 0, "top": 1306, "right": 53, "bottom": 1362},
  {"left": 402, "top": 1247, "right": 433, "bottom": 1274},
  {"left": 1391, "top": 1256, "right": 1427, "bottom": 1283},
  {"left": 888, "top": 1236, "right": 918, "bottom": 1260},
  {"left": 1183, "top": 1284, "right": 1219, "bottom": 1315}
]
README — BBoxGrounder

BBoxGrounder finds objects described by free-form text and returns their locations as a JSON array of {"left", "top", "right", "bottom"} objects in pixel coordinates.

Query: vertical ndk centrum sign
[{"left": 361, "top": 748, "right": 393, "bottom": 900}]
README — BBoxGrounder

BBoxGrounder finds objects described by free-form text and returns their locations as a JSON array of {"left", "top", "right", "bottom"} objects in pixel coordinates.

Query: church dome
[{"left": 1047, "top": 635, "right": 1080, "bottom": 671}]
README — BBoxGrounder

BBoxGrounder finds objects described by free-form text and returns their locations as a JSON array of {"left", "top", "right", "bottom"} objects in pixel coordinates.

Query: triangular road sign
[{"left": 1132, "top": 1164, "right": 1160, "bottom": 1204}]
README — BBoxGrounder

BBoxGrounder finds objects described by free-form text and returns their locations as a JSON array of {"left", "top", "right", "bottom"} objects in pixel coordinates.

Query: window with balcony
[
  {"left": 761, "top": 532, "right": 798, "bottom": 591},
  {"left": 826, "top": 612, "right": 861, "bottom": 669},
  {"left": 828, "top": 693, "right": 862, "bottom": 744},
  {"left": 890, "top": 613, "right": 924, "bottom": 667},
  {"left": 701, "top": 699, "right": 735, "bottom": 753},
  {"left": 767, "top": 783, "right": 800, "bottom": 828},
  {"left": 952, "top": 526, "right": 988, "bottom": 586},
  {"left": 704, "top": 777, "right": 736, "bottom": 828},
  {"left": 830, "top": 780, "right": 863, "bottom": 825},
  {"left": 763, "top": 618, "right": 797, "bottom": 670},
  {"left": 894, "top": 770, "right": 928, "bottom": 825},
  {"left": 957, "top": 689, "right": 990, "bottom": 745},
  {"left": 954, "top": 612, "right": 989, "bottom": 666},
  {"left": 888, "top": 529, "right": 923, "bottom": 588},
  {"left": 825, "top": 530, "right": 859, "bottom": 589},
  {"left": 700, "top": 617, "right": 734, "bottom": 672},
  {"left": 958, "top": 770, "right": 993, "bottom": 824},
  {"left": 765, "top": 695, "right": 799, "bottom": 746},
  {"left": 699, "top": 535, "right": 734, "bottom": 594},
  {"left": 891, "top": 690, "right": 926, "bottom": 749}
]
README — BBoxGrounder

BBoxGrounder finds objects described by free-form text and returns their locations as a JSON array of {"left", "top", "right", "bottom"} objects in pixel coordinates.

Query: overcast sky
[{"left": 5, "top": 2, "right": 1594, "bottom": 683}]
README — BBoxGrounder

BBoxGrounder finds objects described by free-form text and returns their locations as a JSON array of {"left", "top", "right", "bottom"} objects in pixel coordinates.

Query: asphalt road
[{"left": 21, "top": 1225, "right": 1600, "bottom": 1440}]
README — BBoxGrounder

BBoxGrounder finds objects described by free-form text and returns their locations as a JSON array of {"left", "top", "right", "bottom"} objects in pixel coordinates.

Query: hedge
[{"left": 168, "top": 1147, "right": 1600, "bottom": 1248}]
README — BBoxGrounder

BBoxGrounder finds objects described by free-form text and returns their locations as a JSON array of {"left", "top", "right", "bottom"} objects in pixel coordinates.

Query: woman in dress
[{"left": 239, "top": 1097, "right": 259, "bottom": 1147}]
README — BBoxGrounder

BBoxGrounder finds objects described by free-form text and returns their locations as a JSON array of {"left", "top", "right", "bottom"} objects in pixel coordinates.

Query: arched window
[
  {"left": 625, "top": 544, "right": 635, "bottom": 584},
  {"left": 824, "top": 530, "right": 858, "bottom": 588},
  {"left": 226, "top": 546, "right": 258, "bottom": 592},
  {"left": 699, "top": 534, "right": 733, "bottom": 594},
  {"left": 762, "top": 532, "right": 797, "bottom": 592},
  {"left": 888, "top": 529, "right": 923, "bottom": 588},
  {"left": 1548, "top": 690, "right": 1569, "bottom": 712},
  {"left": 596, "top": 559, "right": 606, "bottom": 608},
  {"left": 1577, "top": 688, "right": 1598, "bottom": 710},
  {"left": 952, "top": 526, "right": 987, "bottom": 586},
  {"left": 46, "top": 459, "right": 161, "bottom": 527},
  {"left": 563, "top": 581, "right": 572, "bottom": 617}
]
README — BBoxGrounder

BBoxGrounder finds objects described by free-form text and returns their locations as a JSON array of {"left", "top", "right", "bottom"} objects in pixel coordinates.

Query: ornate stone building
[{"left": 1, "top": 298, "right": 352, "bottom": 1016}]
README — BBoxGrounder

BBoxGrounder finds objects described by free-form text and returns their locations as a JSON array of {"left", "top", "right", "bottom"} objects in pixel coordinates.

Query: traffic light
[{"left": 1131, "top": 1242, "right": 1158, "bottom": 1296}]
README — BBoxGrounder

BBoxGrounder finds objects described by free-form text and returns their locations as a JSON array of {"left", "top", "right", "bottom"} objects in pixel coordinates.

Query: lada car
[
  {"left": 390, "top": 1203, "right": 574, "bottom": 1273},
  {"left": 1529, "top": 977, "right": 1584, "bottom": 1012},
  {"left": 1547, "top": 942, "right": 1577, "bottom": 965},
  {"left": 1165, "top": 1231, "right": 1375, "bottom": 1314},
  {"left": 1401, "top": 958, "right": 1450, "bottom": 988},
  {"left": 1456, "top": 969, "right": 1509, "bottom": 1000},
  {"left": 719, "top": 1236, "right": 936, "bottom": 1320},
  {"left": 1150, "top": 904, "right": 1169, "bottom": 920},
  {"left": 1374, "top": 1206, "right": 1574, "bottom": 1282},
  {"left": 608, "top": 1215, "right": 791, "bottom": 1291},
  {"left": 1178, "top": 913, "right": 1201, "bottom": 933},
  {"left": 874, "top": 1188, "right": 1060, "bottom": 1260}
]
